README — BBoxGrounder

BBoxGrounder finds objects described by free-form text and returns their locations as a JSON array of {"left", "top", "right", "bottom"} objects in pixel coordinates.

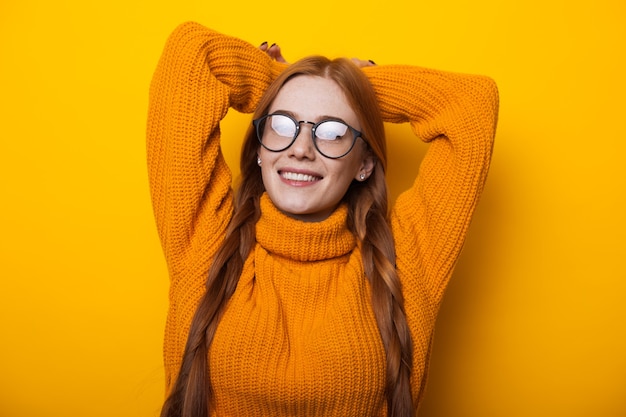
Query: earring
[
  {"left": 257, "top": 157, "right": 262, "bottom": 166},
  {"left": 359, "top": 173, "right": 366, "bottom": 180}
]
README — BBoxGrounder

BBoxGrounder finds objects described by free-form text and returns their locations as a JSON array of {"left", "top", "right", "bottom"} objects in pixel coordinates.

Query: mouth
[{"left": 279, "top": 171, "right": 322, "bottom": 182}]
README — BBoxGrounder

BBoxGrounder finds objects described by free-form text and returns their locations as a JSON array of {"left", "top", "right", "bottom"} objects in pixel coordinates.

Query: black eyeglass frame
[{"left": 252, "top": 113, "right": 364, "bottom": 159}]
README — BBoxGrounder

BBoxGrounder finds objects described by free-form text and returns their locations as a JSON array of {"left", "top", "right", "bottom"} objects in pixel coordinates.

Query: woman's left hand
[{"left": 350, "top": 58, "right": 376, "bottom": 68}]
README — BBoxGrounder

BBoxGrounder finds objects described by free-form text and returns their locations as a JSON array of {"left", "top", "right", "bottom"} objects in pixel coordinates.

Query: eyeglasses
[{"left": 253, "top": 113, "right": 363, "bottom": 159}]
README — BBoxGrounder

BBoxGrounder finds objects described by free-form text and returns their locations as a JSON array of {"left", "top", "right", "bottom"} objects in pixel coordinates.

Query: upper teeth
[{"left": 282, "top": 172, "right": 318, "bottom": 182}]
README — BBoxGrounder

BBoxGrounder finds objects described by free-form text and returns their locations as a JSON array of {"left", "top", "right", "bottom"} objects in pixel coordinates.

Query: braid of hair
[
  {"left": 161, "top": 164, "right": 263, "bottom": 417},
  {"left": 348, "top": 162, "right": 414, "bottom": 417}
]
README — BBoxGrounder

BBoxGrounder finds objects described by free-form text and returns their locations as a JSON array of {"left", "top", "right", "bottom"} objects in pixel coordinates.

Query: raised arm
[
  {"left": 146, "top": 22, "right": 284, "bottom": 283},
  {"left": 364, "top": 65, "right": 499, "bottom": 304}
]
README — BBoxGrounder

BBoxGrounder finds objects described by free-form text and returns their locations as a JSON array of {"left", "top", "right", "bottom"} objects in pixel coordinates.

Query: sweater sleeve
[
  {"left": 364, "top": 65, "right": 499, "bottom": 305},
  {"left": 146, "top": 22, "right": 284, "bottom": 285}
]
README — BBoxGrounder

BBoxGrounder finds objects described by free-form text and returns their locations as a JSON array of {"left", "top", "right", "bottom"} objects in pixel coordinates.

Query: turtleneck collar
[{"left": 256, "top": 194, "right": 356, "bottom": 262}]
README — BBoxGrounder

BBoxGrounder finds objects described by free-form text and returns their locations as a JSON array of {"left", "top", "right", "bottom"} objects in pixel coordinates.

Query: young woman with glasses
[{"left": 147, "top": 21, "right": 499, "bottom": 417}]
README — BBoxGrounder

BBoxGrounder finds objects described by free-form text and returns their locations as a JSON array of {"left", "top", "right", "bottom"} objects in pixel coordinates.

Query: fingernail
[
  {"left": 260, "top": 41, "right": 268, "bottom": 46},
  {"left": 369, "top": 60, "right": 377, "bottom": 65},
  {"left": 270, "top": 43, "right": 276, "bottom": 48}
]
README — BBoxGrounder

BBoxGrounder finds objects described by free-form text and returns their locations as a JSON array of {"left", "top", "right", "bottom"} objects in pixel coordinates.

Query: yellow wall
[{"left": 1, "top": 1, "right": 624, "bottom": 416}]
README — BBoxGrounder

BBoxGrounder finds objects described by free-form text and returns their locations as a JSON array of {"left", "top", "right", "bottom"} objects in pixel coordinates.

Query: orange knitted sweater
[{"left": 147, "top": 22, "right": 498, "bottom": 416}]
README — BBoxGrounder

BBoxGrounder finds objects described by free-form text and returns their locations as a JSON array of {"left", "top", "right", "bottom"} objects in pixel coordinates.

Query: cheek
[
  {"left": 341, "top": 153, "right": 366, "bottom": 178},
  {"left": 328, "top": 162, "right": 359, "bottom": 192}
]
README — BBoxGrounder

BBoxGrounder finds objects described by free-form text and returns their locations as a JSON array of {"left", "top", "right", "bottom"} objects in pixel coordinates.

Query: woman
[{"left": 147, "top": 21, "right": 498, "bottom": 417}]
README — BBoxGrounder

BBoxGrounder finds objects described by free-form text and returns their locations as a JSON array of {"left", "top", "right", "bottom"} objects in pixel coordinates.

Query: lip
[{"left": 278, "top": 168, "right": 323, "bottom": 186}]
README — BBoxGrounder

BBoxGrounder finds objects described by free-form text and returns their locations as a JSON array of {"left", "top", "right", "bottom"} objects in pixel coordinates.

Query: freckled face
[{"left": 258, "top": 75, "right": 372, "bottom": 222}]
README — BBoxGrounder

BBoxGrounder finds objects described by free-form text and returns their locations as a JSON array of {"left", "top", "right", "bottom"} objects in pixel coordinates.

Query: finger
[
  {"left": 350, "top": 58, "right": 375, "bottom": 68},
  {"left": 259, "top": 41, "right": 269, "bottom": 52},
  {"left": 269, "top": 44, "right": 288, "bottom": 64}
]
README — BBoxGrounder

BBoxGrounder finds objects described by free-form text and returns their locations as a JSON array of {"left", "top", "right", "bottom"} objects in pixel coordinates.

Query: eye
[
  {"left": 270, "top": 115, "right": 297, "bottom": 138},
  {"left": 315, "top": 121, "right": 349, "bottom": 140}
]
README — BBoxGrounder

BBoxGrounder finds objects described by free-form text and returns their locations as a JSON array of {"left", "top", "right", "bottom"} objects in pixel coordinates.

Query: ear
[{"left": 355, "top": 151, "right": 376, "bottom": 181}]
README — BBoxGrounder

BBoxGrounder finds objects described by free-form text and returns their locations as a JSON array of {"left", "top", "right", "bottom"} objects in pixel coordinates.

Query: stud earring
[
  {"left": 257, "top": 157, "right": 262, "bottom": 166},
  {"left": 359, "top": 173, "right": 366, "bottom": 180}
]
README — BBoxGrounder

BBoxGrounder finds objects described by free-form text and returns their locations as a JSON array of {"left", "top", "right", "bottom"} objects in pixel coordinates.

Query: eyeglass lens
[{"left": 258, "top": 114, "right": 357, "bottom": 158}]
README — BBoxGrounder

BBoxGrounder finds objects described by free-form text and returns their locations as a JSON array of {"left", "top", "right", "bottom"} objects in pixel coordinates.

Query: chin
[{"left": 281, "top": 204, "right": 334, "bottom": 223}]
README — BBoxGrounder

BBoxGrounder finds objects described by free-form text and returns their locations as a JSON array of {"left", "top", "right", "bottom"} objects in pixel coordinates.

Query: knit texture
[{"left": 147, "top": 21, "right": 499, "bottom": 416}]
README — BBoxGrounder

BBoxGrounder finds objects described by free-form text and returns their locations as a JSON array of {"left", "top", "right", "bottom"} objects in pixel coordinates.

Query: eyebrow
[{"left": 272, "top": 109, "right": 349, "bottom": 124}]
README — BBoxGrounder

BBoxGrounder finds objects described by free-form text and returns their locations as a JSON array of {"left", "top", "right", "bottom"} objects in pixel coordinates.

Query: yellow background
[{"left": 1, "top": 0, "right": 624, "bottom": 416}]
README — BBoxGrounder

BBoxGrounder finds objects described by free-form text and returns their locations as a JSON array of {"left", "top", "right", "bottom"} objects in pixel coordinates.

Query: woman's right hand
[{"left": 260, "top": 42, "right": 288, "bottom": 64}]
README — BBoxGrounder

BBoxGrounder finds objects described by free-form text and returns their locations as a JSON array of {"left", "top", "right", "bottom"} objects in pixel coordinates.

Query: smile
[{"left": 280, "top": 171, "right": 321, "bottom": 182}]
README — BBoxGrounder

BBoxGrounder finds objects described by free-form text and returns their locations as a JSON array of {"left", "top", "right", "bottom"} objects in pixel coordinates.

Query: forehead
[{"left": 268, "top": 75, "right": 359, "bottom": 126}]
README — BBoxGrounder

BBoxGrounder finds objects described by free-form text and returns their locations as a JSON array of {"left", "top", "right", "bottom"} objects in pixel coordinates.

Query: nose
[{"left": 289, "top": 122, "right": 316, "bottom": 159}]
